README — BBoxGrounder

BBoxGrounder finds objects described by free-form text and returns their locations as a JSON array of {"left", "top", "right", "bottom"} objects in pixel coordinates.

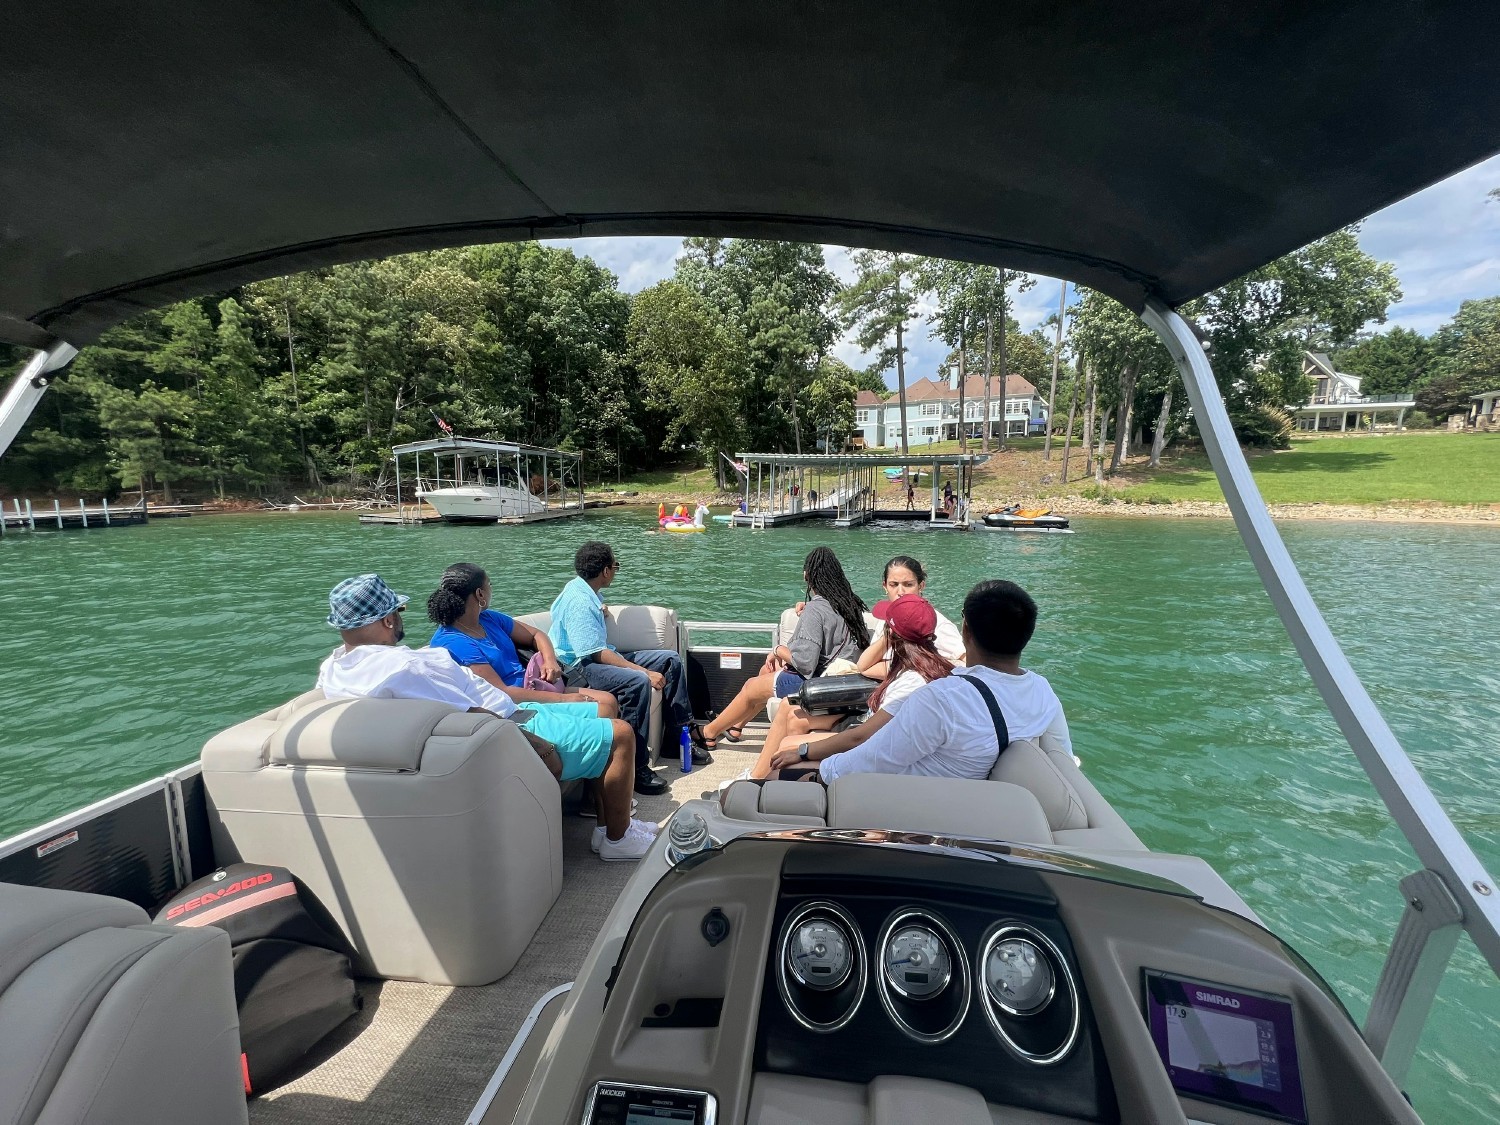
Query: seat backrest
[
  {"left": 826, "top": 773, "right": 1054, "bottom": 844},
  {"left": 269, "top": 697, "right": 461, "bottom": 770},
  {"left": 516, "top": 603, "right": 679, "bottom": 654},
  {"left": 990, "top": 735, "right": 1146, "bottom": 850}
]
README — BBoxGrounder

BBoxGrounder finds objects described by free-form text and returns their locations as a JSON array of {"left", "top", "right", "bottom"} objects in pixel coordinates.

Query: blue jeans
[{"left": 569, "top": 649, "right": 691, "bottom": 769}]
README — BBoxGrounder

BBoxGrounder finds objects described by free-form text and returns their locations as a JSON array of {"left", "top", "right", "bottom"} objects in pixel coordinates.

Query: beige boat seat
[
  {"left": 515, "top": 603, "right": 679, "bottom": 757},
  {"left": 718, "top": 735, "right": 1145, "bottom": 851},
  {"left": 201, "top": 696, "right": 563, "bottom": 986},
  {"left": 0, "top": 881, "right": 246, "bottom": 1125}
]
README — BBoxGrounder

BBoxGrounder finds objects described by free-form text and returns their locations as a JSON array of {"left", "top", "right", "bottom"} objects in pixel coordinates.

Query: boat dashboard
[{"left": 524, "top": 831, "right": 1417, "bottom": 1125}]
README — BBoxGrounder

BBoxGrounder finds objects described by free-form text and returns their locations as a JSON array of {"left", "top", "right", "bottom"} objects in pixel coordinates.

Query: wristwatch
[{"left": 798, "top": 742, "right": 811, "bottom": 761}]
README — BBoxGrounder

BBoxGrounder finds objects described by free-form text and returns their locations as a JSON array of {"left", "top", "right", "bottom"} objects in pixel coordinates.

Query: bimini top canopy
[{"left": 4, "top": 1, "right": 1500, "bottom": 348}]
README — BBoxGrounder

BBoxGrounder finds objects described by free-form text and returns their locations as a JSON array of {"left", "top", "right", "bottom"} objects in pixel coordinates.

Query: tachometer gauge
[
  {"left": 883, "top": 923, "right": 952, "bottom": 999},
  {"left": 786, "top": 917, "right": 854, "bottom": 991},
  {"left": 985, "top": 937, "right": 1055, "bottom": 1015}
]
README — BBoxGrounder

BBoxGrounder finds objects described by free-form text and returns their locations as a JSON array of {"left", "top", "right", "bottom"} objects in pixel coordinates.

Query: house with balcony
[
  {"left": 1292, "top": 351, "right": 1415, "bottom": 432},
  {"left": 854, "top": 372, "right": 1046, "bottom": 449}
]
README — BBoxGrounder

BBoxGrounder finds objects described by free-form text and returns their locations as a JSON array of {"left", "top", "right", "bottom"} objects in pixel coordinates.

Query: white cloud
[{"left": 548, "top": 155, "right": 1500, "bottom": 383}]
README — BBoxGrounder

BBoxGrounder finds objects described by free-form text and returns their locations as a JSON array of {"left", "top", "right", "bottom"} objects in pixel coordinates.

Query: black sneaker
[{"left": 634, "top": 766, "right": 670, "bottom": 795}]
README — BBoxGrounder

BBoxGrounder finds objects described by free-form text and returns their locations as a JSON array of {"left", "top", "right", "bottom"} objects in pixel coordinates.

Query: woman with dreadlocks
[{"left": 693, "top": 546, "right": 870, "bottom": 752}]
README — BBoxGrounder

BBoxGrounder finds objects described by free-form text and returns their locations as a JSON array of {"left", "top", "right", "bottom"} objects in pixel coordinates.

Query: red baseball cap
[{"left": 873, "top": 594, "right": 938, "bottom": 641}]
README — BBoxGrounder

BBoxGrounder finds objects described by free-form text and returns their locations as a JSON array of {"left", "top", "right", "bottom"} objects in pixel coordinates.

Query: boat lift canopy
[
  {"left": 733, "top": 452, "right": 986, "bottom": 529},
  {"left": 388, "top": 435, "right": 583, "bottom": 524},
  {"left": 1, "top": 1, "right": 1497, "bottom": 1084}
]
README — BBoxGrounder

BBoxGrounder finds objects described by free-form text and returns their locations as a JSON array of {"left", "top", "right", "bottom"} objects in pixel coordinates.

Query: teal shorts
[{"left": 520, "top": 701, "right": 613, "bottom": 782}]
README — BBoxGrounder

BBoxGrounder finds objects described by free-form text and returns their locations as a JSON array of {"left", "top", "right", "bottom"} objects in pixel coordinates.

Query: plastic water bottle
[
  {"left": 666, "top": 811, "right": 717, "bottom": 864},
  {"left": 680, "top": 724, "right": 693, "bottom": 774}
]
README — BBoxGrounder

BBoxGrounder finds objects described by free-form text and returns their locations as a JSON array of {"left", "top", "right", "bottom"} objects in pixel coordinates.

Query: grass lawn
[{"left": 1112, "top": 432, "right": 1500, "bottom": 505}]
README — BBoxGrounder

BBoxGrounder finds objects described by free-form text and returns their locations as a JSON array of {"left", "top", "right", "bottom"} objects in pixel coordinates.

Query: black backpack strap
[{"left": 958, "top": 673, "right": 1011, "bottom": 754}]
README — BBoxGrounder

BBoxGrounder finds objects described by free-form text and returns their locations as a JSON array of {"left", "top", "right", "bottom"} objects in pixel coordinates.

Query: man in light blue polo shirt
[{"left": 550, "top": 541, "right": 703, "bottom": 795}]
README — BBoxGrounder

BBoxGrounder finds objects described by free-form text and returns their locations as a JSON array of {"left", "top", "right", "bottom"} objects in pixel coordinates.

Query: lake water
[{"left": 1, "top": 509, "right": 1496, "bottom": 1120}]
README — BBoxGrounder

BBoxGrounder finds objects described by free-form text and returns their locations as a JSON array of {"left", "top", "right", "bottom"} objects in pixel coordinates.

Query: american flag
[{"left": 431, "top": 410, "right": 453, "bottom": 435}]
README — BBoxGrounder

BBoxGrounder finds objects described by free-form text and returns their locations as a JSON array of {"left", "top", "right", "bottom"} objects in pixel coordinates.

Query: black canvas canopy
[{"left": 4, "top": 1, "right": 1500, "bottom": 348}]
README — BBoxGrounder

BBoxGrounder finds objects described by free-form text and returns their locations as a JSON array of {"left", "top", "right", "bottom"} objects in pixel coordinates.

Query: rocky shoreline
[{"left": 590, "top": 486, "right": 1500, "bottom": 527}]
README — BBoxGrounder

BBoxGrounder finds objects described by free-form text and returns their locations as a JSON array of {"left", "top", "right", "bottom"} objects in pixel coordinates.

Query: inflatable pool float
[{"left": 660, "top": 519, "right": 705, "bottom": 533}]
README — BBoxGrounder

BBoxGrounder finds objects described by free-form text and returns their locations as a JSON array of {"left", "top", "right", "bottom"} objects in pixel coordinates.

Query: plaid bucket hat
[{"left": 327, "top": 573, "right": 409, "bottom": 629}]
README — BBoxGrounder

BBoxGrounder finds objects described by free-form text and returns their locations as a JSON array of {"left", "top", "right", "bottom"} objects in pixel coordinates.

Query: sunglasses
[{"left": 610, "top": 560, "right": 622, "bottom": 571}]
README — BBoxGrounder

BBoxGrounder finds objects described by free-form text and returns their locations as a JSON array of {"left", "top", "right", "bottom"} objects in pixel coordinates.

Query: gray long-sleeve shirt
[{"left": 787, "top": 594, "right": 861, "bottom": 676}]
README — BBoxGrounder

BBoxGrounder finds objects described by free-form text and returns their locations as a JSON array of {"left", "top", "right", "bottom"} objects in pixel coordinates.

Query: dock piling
[{"left": 79, "top": 498, "right": 87, "bottom": 528}]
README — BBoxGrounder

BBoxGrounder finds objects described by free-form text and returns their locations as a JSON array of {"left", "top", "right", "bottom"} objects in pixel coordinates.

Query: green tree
[
  {"left": 627, "top": 281, "right": 749, "bottom": 487},
  {"left": 1422, "top": 297, "right": 1500, "bottom": 419},
  {"left": 804, "top": 357, "right": 859, "bottom": 453},
  {"left": 839, "top": 251, "right": 920, "bottom": 455},
  {"left": 90, "top": 379, "right": 197, "bottom": 503},
  {"left": 1334, "top": 326, "right": 1431, "bottom": 396}
]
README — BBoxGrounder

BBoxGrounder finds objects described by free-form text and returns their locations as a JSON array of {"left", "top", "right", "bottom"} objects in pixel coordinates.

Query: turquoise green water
[{"left": 1, "top": 510, "right": 1497, "bottom": 1120}]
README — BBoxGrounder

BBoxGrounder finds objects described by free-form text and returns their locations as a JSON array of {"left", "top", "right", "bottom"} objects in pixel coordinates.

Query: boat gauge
[
  {"left": 882, "top": 923, "right": 953, "bottom": 999},
  {"left": 984, "top": 936, "right": 1055, "bottom": 1015},
  {"left": 786, "top": 916, "right": 854, "bottom": 991}
]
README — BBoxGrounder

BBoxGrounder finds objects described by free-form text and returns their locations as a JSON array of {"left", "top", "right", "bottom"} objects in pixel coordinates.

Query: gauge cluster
[
  {"left": 758, "top": 871, "right": 1110, "bottom": 1121},
  {"left": 776, "top": 905, "right": 1072, "bottom": 1056}
]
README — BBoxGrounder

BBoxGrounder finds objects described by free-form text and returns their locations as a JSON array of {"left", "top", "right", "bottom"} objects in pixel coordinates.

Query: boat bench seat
[
  {"left": 719, "top": 736, "right": 1145, "bottom": 851},
  {"left": 764, "top": 606, "right": 881, "bottom": 722},
  {"left": 0, "top": 881, "right": 246, "bottom": 1125},
  {"left": 515, "top": 604, "right": 679, "bottom": 757},
  {"left": 201, "top": 696, "right": 563, "bottom": 987}
]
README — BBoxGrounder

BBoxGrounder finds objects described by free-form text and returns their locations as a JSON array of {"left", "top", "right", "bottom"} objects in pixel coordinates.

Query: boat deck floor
[{"left": 248, "top": 735, "right": 765, "bottom": 1125}]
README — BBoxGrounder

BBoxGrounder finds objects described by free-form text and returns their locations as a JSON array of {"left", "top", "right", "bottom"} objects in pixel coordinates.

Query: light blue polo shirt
[{"left": 548, "top": 576, "right": 614, "bottom": 668}]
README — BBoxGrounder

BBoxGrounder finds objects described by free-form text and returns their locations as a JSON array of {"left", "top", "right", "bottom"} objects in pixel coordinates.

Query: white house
[
  {"left": 854, "top": 371, "right": 1047, "bottom": 449},
  {"left": 1292, "top": 351, "right": 1415, "bottom": 432}
]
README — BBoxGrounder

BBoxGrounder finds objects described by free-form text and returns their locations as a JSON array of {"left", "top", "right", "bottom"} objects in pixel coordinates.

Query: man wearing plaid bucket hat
[{"left": 316, "top": 574, "right": 656, "bottom": 861}]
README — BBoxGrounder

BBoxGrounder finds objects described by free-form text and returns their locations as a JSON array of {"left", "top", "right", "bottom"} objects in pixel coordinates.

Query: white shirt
[
  {"left": 876, "top": 669, "right": 928, "bottom": 716},
  {"left": 821, "top": 666, "right": 1070, "bottom": 783},
  {"left": 872, "top": 610, "right": 966, "bottom": 665},
  {"left": 317, "top": 644, "right": 518, "bottom": 717}
]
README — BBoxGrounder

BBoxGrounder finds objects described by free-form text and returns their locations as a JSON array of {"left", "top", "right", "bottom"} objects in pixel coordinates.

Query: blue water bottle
[{"left": 679, "top": 725, "right": 693, "bottom": 774}]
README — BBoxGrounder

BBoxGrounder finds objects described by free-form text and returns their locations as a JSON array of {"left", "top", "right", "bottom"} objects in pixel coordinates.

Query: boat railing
[{"left": 1146, "top": 300, "right": 1499, "bottom": 1087}]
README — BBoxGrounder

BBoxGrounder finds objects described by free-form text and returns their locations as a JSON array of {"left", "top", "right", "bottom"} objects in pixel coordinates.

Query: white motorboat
[
  {"left": 1, "top": 6, "right": 1496, "bottom": 1125},
  {"left": 417, "top": 482, "right": 545, "bottom": 522}
]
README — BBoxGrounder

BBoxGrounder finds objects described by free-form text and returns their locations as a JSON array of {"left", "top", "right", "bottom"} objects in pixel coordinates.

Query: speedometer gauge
[
  {"left": 882, "top": 923, "right": 952, "bottom": 999},
  {"left": 786, "top": 917, "right": 854, "bottom": 991},
  {"left": 985, "top": 937, "right": 1055, "bottom": 1015}
]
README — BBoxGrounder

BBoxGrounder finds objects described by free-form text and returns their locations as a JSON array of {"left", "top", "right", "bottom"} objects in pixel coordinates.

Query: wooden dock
[
  {"left": 358, "top": 498, "right": 628, "bottom": 527},
  {"left": 0, "top": 497, "right": 149, "bottom": 532}
]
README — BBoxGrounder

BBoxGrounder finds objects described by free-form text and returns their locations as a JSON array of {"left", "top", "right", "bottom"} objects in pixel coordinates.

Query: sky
[{"left": 546, "top": 152, "right": 1500, "bottom": 391}]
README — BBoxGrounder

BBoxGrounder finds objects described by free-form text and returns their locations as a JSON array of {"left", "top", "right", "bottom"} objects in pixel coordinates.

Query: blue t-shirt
[
  {"left": 548, "top": 575, "right": 614, "bottom": 668},
  {"left": 430, "top": 609, "right": 526, "bottom": 687}
]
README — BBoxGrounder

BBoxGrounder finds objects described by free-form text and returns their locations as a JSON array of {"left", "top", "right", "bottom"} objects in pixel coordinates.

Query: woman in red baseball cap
[{"left": 764, "top": 593, "right": 955, "bottom": 777}]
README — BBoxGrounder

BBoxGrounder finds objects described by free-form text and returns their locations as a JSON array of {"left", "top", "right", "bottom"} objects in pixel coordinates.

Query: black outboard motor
[{"left": 154, "top": 863, "right": 361, "bottom": 1095}]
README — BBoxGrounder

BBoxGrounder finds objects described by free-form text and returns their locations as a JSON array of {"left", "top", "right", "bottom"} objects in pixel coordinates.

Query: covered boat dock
[
  {"left": 730, "top": 452, "right": 986, "bottom": 530},
  {"left": 363, "top": 435, "right": 585, "bottom": 526}
]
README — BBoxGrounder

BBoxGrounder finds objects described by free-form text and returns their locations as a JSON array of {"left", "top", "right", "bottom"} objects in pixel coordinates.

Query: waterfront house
[
  {"left": 1292, "top": 351, "right": 1415, "bottom": 432},
  {"left": 853, "top": 371, "right": 1046, "bottom": 449}
]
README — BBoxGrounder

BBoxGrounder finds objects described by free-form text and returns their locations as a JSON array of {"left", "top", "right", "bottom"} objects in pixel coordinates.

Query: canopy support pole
[
  {"left": 1141, "top": 299, "right": 1500, "bottom": 991},
  {"left": 0, "top": 341, "right": 78, "bottom": 458}
]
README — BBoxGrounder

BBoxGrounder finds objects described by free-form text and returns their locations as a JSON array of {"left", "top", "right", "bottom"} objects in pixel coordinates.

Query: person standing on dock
[{"left": 548, "top": 542, "right": 708, "bottom": 795}]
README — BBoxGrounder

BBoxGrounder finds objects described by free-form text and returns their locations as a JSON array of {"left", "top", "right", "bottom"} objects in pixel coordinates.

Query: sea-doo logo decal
[
  {"left": 1194, "top": 990, "right": 1241, "bottom": 1009},
  {"left": 165, "top": 872, "right": 277, "bottom": 918}
]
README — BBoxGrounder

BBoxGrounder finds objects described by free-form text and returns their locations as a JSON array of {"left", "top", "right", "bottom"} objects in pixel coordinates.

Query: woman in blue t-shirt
[{"left": 427, "top": 562, "right": 619, "bottom": 716}]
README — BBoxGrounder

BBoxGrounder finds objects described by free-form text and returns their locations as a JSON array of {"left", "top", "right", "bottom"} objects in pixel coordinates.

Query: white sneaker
[
  {"left": 591, "top": 818, "right": 659, "bottom": 853},
  {"left": 598, "top": 825, "right": 655, "bottom": 862},
  {"left": 718, "top": 767, "right": 753, "bottom": 792}
]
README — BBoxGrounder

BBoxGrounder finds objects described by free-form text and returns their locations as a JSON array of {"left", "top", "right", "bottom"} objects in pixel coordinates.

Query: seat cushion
[
  {"left": 721, "top": 779, "right": 829, "bottom": 825},
  {"left": 989, "top": 738, "right": 1089, "bottom": 831},
  {"left": 269, "top": 697, "right": 457, "bottom": 770},
  {"left": 826, "top": 774, "right": 1054, "bottom": 844},
  {"left": 517, "top": 604, "right": 678, "bottom": 654}
]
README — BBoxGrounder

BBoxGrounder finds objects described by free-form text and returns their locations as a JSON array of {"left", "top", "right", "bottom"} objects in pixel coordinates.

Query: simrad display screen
[{"left": 1143, "top": 971, "right": 1306, "bottom": 1123}]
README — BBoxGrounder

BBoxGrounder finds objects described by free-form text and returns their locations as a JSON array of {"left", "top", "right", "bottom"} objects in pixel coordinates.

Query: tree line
[{"left": 1, "top": 227, "right": 1487, "bottom": 501}]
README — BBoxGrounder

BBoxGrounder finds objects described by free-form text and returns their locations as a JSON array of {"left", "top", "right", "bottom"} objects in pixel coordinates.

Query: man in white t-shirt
[
  {"left": 815, "top": 580, "right": 1071, "bottom": 783},
  {"left": 315, "top": 573, "right": 656, "bottom": 861}
]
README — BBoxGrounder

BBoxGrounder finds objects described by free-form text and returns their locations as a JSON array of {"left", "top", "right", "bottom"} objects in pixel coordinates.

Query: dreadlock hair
[
  {"left": 426, "top": 562, "right": 487, "bottom": 626},
  {"left": 803, "top": 546, "right": 870, "bottom": 649},
  {"left": 868, "top": 629, "right": 954, "bottom": 712}
]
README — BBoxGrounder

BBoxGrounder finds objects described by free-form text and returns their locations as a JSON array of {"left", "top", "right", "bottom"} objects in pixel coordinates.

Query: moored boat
[{"left": 983, "top": 505, "right": 1071, "bottom": 532}]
